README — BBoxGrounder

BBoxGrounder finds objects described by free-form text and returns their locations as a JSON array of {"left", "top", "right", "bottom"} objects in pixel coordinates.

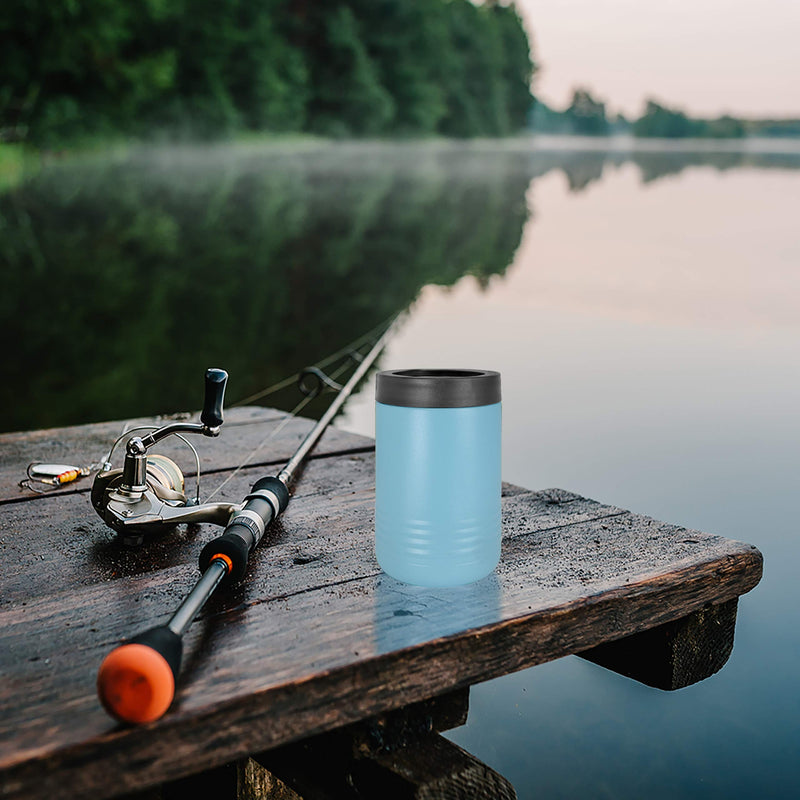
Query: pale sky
[{"left": 515, "top": 0, "right": 800, "bottom": 117}]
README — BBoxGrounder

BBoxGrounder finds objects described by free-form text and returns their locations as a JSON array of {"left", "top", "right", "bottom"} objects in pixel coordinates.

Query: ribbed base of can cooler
[{"left": 376, "top": 532, "right": 501, "bottom": 587}]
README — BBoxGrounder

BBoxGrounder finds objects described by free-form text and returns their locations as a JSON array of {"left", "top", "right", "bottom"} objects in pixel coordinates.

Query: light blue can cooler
[{"left": 375, "top": 369, "right": 501, "bottom": 587}]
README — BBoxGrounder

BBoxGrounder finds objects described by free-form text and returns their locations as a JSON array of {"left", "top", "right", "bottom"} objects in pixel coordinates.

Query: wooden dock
[{"left": 0, "top": 408, "right": 762, "bottom": 799}]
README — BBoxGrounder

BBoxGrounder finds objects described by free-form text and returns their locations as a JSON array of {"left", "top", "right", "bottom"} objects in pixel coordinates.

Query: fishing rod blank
[{"left": 96, "top": 325, "right": 393, "bottom": 724}]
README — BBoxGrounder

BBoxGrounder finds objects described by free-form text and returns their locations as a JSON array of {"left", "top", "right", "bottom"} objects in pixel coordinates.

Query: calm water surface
[
  {"left": 2, "top": 140, "right": 799, "bottom": 798},
  {"left": 344, "top": 149, "right": 800, "bottom": 799}
]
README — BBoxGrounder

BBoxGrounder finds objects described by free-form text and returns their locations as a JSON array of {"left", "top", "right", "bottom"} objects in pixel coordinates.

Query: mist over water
[{"left": 2, "top": 140, "right": 799, "bottom": 798}]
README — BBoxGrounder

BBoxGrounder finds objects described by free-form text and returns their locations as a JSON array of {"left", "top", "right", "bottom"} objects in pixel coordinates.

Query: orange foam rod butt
[{"left": 96, "top": 626, "right": 183, "bottom": 724}]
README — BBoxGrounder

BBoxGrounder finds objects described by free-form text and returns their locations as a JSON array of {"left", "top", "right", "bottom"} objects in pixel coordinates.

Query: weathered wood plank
[
  {"left": 122, "top": 758, "right": 301, "bottom": 800},
  {"left": 253, "top": 690, "right": 472, "bottom": 799},
  {"left": 0, "top": 483, "right": 761, "bottom": 799},
  {"left": 257, "top": 733, "right": 516, "bottom": 800},
  {"left": 354, "top": 734, "right": 517, "bottom": 800},
  {"left": 237, "top": 759, "right": 300, "bottom": 800},
  {"left": 0, "top": 484, "right": 623, "bottom": 685},
  {"left": 579, "top": 597, "right": 739, "bottom": 689},
  {"left": 302, "top": 689, "right": 471, "bottom": 758},
  {"left": 0, "top": 406, "right": 374, "bottom": 504},
  {"left": 0, "top": 451, "right": 594, "bottom": 606},
  {"left": 0, "top": 414, "right": 763, "bottom": 800},
  {"left": 345, "top": 689, "right": 471, "bottom": 754}
]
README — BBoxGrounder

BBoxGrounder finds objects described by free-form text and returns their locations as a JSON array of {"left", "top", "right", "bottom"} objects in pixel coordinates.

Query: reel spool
[
  {"left": 145, "top": 455, "right": 187, "bottom": 502},
  {"left": 91, "top": 454, "right": 186, "bottom": 514},
  {"left": 91, "top": 455, "right": 187, "bottom": 545}
]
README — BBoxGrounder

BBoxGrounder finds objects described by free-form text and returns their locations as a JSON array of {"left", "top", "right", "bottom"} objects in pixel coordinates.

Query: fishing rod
[{"left": 95, "top": 323, "right": 394, "bottom": 725}]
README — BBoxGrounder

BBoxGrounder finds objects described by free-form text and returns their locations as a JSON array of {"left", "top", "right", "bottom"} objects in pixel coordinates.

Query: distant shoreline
[{"left": 524, "top": 134, "right": 800, "bottom": 155}]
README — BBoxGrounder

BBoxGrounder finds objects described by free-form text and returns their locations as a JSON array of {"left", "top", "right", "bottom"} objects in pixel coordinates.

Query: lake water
[{"left": 2, "top": 139, "right": 799, "bottom": 798}]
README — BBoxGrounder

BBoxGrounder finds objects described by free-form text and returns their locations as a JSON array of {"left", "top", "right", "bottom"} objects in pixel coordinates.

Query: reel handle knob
[{"left": 201, "top": 368, "right": 228, "bottom": 429}]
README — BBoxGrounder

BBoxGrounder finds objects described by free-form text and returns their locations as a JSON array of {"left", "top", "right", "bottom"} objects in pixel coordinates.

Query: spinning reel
[{"left": 91, "top": 369, "right": 240, "bottom": 546}]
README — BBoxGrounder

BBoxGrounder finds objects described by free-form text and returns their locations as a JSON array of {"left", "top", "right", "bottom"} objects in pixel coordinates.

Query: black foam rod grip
[{"left": 201, "top": 368, "right": 228, "bottom": 428}]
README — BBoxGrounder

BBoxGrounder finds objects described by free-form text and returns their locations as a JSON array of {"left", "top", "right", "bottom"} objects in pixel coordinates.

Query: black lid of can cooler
[{"left": 376, "top": 369, "right": 501, "bottom": 408}]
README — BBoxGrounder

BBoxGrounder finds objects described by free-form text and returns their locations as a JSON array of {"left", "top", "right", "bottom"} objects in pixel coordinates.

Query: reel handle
[{"left": 201, "top": 368, "right": 228, "bottom": 429}]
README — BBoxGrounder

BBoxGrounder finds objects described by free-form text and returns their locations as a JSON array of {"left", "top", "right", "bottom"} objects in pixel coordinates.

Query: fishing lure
[{"left": 20, "top": 462, "right": 93, "bottom": 492}]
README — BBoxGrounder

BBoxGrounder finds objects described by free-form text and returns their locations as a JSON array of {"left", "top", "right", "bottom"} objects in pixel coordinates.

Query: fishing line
[
  {"left": 202, "top": 347, "right": 366, "bottom": 502},
  {"left": 228, "top": 312, "right": 398, "bottom": 408},
  {"left": 201, "top": 394, "right": 313, "bottom": 503},
  {"left": 202, "top": 313, "right": 397, "bottom": 501}
]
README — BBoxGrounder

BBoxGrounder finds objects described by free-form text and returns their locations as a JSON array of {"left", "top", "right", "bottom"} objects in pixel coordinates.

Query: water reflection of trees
[
  {"left": 0, "top": 146, "right": 532, "bottom": 432},
  {"left": 535, "top": 147, "right": 800, "bottom": 192},
  {"left": 2, "top": 143, "right": 798, "bottom": 433}
]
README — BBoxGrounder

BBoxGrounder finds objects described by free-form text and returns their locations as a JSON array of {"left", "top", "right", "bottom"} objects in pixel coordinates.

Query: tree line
[
  {"left": 532, "top": 89, "right": 800, "bottom": 139},
  {"left": 0, "top": 0, "right": 535, "bottom": 146}
]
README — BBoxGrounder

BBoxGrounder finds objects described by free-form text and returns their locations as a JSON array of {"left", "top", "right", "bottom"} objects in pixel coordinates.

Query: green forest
[
  {"left": 0, "top": 0, "right": 535, "bottom": 146},
  {"left": 3, "top": 1, "right": 796, "bottom": 151}
]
